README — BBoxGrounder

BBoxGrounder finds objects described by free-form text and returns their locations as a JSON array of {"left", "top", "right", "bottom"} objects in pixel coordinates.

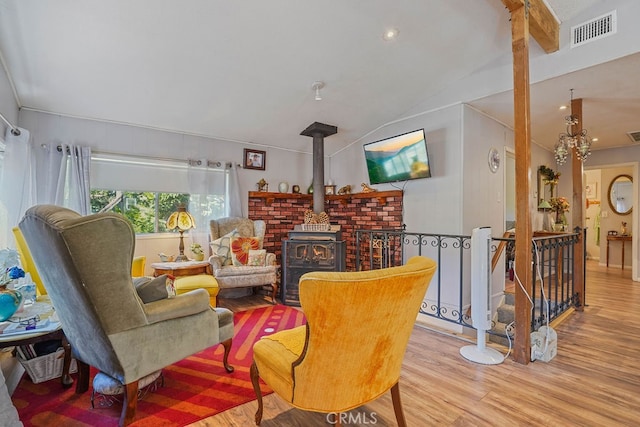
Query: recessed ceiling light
[
  {"left": 592, "top": 137, "right": 599, "bottom": 142},
  {"left": 559, "top": 105, "right": 568, "bottom": 110},
  {"left": 382, "top": 28, "right": 399, "bottom": 41}
]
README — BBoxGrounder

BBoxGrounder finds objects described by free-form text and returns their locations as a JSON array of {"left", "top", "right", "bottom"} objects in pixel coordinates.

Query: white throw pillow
[{"left": 210, "top": 229, "right": 240, "bottom": 266}]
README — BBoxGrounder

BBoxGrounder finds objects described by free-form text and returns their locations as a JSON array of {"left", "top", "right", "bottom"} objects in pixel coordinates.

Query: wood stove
[{"left": 281, "top": 225, "right": 346, "bottom": 306}]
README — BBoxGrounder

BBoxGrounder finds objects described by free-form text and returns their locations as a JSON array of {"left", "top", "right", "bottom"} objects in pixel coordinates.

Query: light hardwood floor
[{"left": 193, "top": 261, "right": 640, "bottom": 426}]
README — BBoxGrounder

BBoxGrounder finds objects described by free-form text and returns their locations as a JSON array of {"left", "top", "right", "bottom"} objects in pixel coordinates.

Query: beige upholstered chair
[
  {"left": 250, "top": 256, "right": 437, "bottom": 426},
  {"left": 19, "top": 205, "right": 235, "bottom": 426},
  {"left": 209, "top": 217, "right": 278, "bottom": 303}
]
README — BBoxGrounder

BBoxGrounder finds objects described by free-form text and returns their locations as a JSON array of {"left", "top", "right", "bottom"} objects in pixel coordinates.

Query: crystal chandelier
[{"left": 554, "top": 89, "right": 592, "bottom": 165}]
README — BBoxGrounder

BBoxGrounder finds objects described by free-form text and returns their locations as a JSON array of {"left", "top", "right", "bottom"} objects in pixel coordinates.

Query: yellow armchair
[
  {"left": 250, "top": 256, "right": 437, "bottom": 426},
  {"left": 131, "top": 255, "right": 146, "bottom": 277},
  {"left": 12, "top": 226, "right": 46, "bottom": 296}
]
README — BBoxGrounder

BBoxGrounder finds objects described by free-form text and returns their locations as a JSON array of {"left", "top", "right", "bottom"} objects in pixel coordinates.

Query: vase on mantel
[
  {"left": 0, "top": 285, "right": 23, "bottom": 322},
  {"left": 278, "top": 182, "right": 289, "bottom": 193}
]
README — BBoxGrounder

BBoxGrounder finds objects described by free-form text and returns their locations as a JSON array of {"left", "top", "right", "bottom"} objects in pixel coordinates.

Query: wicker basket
[
  {"left": 18, "top": 347, "right": 78, "bottom": 384},
  {"left": 300, "top": 223, "right": 330, "bottom": 231}
]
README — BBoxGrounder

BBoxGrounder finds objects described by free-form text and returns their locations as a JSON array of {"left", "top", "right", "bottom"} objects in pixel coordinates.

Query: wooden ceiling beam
[{"left": 502, "top": 0, "right": 559, "bottom": 53}]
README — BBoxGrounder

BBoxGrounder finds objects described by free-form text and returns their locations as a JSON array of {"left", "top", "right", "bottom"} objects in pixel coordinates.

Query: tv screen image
[{"left": 363, "top": 129, "right": 431, "bottom": 185}]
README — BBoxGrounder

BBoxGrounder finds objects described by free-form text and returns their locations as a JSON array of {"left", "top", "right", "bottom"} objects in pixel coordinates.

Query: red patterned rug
[{"left": 12, "top": 304, "right": 306, "bottom": 426}]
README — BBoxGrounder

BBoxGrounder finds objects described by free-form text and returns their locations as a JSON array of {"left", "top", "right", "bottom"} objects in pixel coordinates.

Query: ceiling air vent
[
  {"left": 571, "top": 10, "right": 616, "bottom": 48},
  {"left": 626, "top": 131, "right": 640, "bottom": 144}
]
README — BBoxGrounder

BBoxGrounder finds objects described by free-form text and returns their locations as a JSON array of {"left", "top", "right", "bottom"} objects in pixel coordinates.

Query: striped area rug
[{"left": 12, "top": 304, "right": 306, "bottom": 426}]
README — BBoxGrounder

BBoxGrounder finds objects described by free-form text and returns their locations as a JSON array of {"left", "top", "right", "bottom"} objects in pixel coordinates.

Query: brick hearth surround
[{"left": 248, "top": 190, "right": 403, "bottom": 271}]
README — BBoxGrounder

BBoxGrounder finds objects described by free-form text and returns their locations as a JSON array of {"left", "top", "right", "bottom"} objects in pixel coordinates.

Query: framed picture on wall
[{"left": 243, "top": 149, "right": 266, "bottom": 171}]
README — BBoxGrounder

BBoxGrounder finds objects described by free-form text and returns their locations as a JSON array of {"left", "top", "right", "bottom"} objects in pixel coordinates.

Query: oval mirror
[{"left": 608, "top": 174, "right": 633, "bottom": 215}]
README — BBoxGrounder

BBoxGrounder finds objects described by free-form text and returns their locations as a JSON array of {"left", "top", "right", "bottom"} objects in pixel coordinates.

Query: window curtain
[
  {"left": 0, "top": 127, "right": 36, "bottom": 248},
  {"left": 41, "top": 143, "right": 92, "bottom": 215},
  {"left": 227, "top": 163, "right": 242, "bottom": 217},
  {"left": 188, "top": 160, "right": 226, "bottom": 252}
]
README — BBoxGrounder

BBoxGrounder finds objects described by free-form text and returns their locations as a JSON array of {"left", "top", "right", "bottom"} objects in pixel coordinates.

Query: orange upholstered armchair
[{"left": 250, "top": 256, "right": 437, "bottom": 426}]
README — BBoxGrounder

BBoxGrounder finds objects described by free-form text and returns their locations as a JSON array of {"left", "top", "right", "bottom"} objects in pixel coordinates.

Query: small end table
[
  {"left": 606, "top": 234, "right": 632, "bottom": 269},
  {"left": 0, "top": 297, "right": 73, "bottom": 388}
]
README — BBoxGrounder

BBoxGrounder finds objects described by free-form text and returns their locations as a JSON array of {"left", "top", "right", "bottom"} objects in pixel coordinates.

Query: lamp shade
[
  {"left": 166, "top": 205, "right": 196, "bottom": 231},
  {"left": 538, "top": 200, "right": 552, "bottom": 210}
]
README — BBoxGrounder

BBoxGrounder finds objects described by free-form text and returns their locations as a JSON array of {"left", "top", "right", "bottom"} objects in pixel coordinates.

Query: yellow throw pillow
[{"left": 230, "top": 236, "right": 261, "bottom": 266}]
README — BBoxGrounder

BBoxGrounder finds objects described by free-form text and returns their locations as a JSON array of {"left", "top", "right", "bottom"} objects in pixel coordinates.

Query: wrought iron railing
[{"left": 355, "top": 228, "right": 581, "bottom": 336}]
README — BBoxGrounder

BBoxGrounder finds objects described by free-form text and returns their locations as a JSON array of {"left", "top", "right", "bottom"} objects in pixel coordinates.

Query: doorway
[{"left": 584, "top": 163, "right": 638, "bottom": 281}]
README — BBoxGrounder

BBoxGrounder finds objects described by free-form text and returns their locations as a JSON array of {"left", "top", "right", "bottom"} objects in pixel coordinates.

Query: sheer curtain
[
  {"left": 227, "top": 163, "right": 242, "bottom": 217},
  {"left": 188, "top": 160, "right": 227, "bottom": 251},
  {"left": 41, "top": 143, "right": 92, "bottom": 215},
  {"left": 0, "top": 127, "right": 36, "bottom": 247}
]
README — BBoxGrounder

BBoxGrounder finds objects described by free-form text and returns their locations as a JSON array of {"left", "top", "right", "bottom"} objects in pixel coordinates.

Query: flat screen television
[{"left": 363, "top": 129, "right": 431, "bottom": 185}]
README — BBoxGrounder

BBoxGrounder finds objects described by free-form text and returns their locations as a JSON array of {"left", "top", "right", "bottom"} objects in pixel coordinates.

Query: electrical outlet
[{"left": 601, "top": 211, "right": 608, "bottom": 218}]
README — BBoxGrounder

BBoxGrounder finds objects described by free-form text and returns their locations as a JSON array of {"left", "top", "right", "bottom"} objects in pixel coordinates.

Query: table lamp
[
  {"left": 166, "top": 205, "right": 196, "bottom": 262},
  {"left": 538, "top": 200, "right": 552, "bottom": 231}
]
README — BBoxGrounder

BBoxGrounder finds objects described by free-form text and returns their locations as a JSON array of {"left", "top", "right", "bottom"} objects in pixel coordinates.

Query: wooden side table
[
  {"left": 606, "top": 235, "right": 632, "bottom": 269},
  {"left": 151, "top": 260, "right": 212, "bottom": 277}
]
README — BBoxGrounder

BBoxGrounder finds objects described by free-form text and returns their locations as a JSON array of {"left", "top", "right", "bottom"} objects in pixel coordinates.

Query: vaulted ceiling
[{"left": 0, "top": 0, "right": 638, "bottom": 156}]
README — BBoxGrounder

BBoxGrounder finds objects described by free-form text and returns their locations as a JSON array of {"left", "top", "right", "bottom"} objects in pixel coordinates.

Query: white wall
[
  {"left": 0, "top": 64, "right": 18, "bottom": 138},
  {"left": 18, "top": 110, "right": 321, "bottom": 216}
]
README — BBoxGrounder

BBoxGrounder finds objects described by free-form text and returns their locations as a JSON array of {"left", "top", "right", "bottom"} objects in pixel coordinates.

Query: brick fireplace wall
[{"left": 248, "top": 190, "right": 403, "bottom": 270}]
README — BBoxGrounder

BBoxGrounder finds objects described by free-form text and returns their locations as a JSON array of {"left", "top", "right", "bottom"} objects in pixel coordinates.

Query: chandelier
[{"left": 554, "top": 89, "right": 592, "bottom": 165}]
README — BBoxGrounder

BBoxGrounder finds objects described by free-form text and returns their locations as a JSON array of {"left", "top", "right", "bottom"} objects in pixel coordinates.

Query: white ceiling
[{"left": 0, "top": 0, "right": 638, "bottom": 155}]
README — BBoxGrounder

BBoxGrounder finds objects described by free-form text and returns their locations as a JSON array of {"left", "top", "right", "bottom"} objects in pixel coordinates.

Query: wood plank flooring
[{"left": 192, "top": 261, "right": 640, "bottom": 426}]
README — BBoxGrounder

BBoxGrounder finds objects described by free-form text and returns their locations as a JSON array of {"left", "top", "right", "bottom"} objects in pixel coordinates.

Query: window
[
  {"left": 90, "top": 154, "right": 229, "bottom": 234},
  {"left": 90, "top": 190, "right": 191, "bottom": 234}
]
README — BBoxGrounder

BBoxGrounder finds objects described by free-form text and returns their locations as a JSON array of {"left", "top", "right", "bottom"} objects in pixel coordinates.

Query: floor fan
[{"left": 460, "top": 226, "right": 503, "bottom": 365}]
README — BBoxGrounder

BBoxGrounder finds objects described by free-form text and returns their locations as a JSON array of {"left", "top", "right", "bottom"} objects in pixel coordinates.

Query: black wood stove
[{"left": 281, "top": 225, "right": 346, "bottom": 306}]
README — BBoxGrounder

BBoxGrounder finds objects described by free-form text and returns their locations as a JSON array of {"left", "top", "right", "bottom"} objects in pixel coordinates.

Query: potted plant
[{"left": 190, "top": 243, "right": 205, "bottom": 261}]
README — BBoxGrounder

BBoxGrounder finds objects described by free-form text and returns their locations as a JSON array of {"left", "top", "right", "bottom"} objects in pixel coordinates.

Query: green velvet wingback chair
[
  {"left": 19, "top": 205, "right": 235, "bottom": 426},
  {"left": 250, "top": 256, "right": 437, "bottom": 426}
]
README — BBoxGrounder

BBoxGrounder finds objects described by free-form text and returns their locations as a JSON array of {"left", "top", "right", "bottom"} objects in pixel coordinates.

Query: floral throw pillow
[
  {"left": 230, "top": 236, "right": 261, "bottom": 266},
  {"left": 248, "top": 249, "right": 267, "bottom": 266},
  {"left": 210, "top": 229, "right": 240, "bottom": 266}
]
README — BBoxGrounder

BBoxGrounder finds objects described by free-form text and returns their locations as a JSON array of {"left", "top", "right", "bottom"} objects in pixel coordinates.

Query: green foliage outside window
[{"left": 90, "top": 190, "right": 190, "bottom": 234}]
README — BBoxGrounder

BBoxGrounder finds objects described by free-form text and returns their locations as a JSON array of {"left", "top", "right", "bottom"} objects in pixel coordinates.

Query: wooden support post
[
  {"left": 571, "top": 97, "right": 586, "bottom": 311},
  {"left": 502, "top": 0, "right": 558, "bottom": 365},
  {"left": 511, "top": 4, "right": 533, "bottom": 364}
]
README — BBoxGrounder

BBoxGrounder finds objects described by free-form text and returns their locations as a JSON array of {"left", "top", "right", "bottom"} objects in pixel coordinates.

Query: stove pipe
[{"left": 300, "top": 122, "right": 338, "bottom": 213}]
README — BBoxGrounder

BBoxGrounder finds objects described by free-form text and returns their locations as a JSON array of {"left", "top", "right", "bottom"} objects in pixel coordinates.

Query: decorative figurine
[
  {"left": 361, "top": 183, "right": 376, "bottom": 193},
  {"left": 337, "top": 184, "right": 351, "bottom": 195},
  {"left": 257, "top": 178, "right": 268, "bottom": 192}
]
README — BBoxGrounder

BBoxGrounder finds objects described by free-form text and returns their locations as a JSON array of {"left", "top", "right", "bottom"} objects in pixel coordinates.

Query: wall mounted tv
[{"left": 363, "top": 129, "right": 431, "bottom": 185}]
